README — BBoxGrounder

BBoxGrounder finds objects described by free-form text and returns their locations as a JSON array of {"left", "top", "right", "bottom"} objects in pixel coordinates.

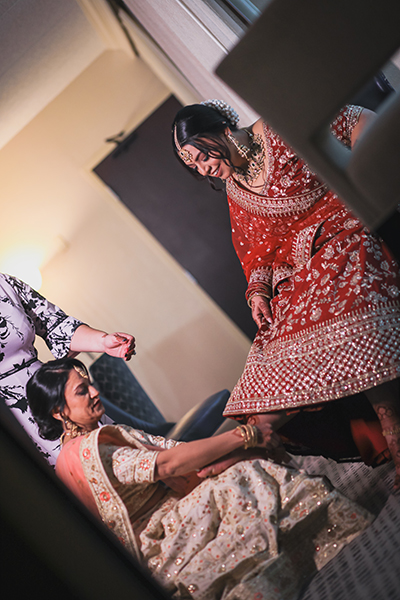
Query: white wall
[
  {"left": 0, "top": 0, "right": 105, "bottom": 150},
  {"left": 0, "top": 49, "right": 250, "bottom": 421}
]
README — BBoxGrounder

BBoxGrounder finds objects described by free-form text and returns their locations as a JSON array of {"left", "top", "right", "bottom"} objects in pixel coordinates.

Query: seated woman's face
[{"left": 62, "top": 368, "right": 105, "bottom": 431}]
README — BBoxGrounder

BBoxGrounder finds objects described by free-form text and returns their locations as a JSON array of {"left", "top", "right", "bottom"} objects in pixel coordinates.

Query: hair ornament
[
  {"left": 174, "top": 124, "right": 193, "bottom": 164},
  {"left": 73, "top": 364, "right": 88, "bottom": 379},
  {"left": 200, "top": 99, "right": 240, "bottom": 128}
]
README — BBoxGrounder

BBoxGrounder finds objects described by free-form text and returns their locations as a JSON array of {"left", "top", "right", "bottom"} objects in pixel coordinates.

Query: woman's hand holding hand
[
  {"left": 251, "top": 295, "right": 273, "bottom": 328},
  {"left": 249, "top": 416, "right": 293, "bottom": 463},
  {"left": 197, "top": 448, "right": 266, "bottom": 478},
  {"left": 103, "top": 333, "right": 136, "bottom": 361},
  {"left": 250, "top": 417, "right": 276, "bottom": 449},
  {"left": 161, "top": 472, "right": 200, "bottom": 495}
]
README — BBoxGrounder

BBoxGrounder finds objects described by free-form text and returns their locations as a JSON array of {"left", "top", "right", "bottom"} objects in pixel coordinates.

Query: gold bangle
[
  {"left": 236, "top": 424, "right": 260, "bottom": 449},
  {"left": 243, "top": 424, "right": 251, "bottom": 449},
  {"left": 382, "top": 424, "right": 400, "bottom": 437},
  {"left": 247, "top": 293, "right": 272, "bottom": 308},
  {"left": 236, "top": 425, "right": 248, "bottom": 448},
  {"left": 248, "top": 424, "right": 259, "bottom": 448}
]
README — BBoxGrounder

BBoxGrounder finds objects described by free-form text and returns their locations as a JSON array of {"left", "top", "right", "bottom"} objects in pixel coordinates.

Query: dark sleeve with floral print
[{"left": 2, "top": 274, "right": 83, "bottom": 358}]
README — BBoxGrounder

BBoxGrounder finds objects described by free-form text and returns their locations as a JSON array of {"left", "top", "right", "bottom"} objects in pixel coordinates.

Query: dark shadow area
[
  {"left": 0, "top": 399, "right": 170, "bottom": 600},
  {"left": 94, "top": 95, "right": 256, "bottom": 340}
]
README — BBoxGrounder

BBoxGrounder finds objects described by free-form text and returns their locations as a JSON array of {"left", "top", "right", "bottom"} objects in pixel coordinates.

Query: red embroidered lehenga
[{"left": 223, "top": 107, "right": 400, "bottom": 462}]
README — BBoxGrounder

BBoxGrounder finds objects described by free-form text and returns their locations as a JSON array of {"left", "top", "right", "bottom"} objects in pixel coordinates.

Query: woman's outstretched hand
[
  {"left": 197, "top": 419, "right": 291, "bottom": 478},
  {"left": 251, "top": 295, "right": 273, "bottom": 329},
  {"left": 103, "top": 333, "right": 136, "bottom": 361},
  {"left": 69, "top": 325, "right": 136, "bottom": 360}
]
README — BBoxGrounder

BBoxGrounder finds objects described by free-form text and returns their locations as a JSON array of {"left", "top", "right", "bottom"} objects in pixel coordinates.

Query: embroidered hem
[{"left": 224, "top": 302, "right": 400, "bottom": 415}]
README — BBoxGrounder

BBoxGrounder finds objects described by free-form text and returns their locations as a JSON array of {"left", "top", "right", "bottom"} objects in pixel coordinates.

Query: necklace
[
  {"left": 60, "top": 415, "right": 91, "bottom": 445},
  {"left": 234, "top": 129, "right": 265, "bottom": 186},
  {"left": 60, "top": 428, "right": 88, "bottom": 445}
]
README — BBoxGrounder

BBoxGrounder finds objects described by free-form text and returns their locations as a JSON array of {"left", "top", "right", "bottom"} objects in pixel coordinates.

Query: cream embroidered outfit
[{"left": 56, "top": 424, "right": 373, "bottom": 600}]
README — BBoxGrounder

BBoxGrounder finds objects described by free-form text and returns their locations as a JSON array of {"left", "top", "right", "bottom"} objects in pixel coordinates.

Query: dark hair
[
  {"left": 26, "top": 358, "right": 89, "bottom": 441},
  {"left": 172, "top": 104, "right": 238, "bottom": 186}
]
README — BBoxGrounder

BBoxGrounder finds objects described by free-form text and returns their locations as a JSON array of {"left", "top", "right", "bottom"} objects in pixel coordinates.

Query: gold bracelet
[
  {"left": 238, "top": 425, "right": 250, "bottom": 449},
  {"left": 247, "top": 293, "right": 271, "bottom": 308},
  {"left": 236, "top": 425, "right": 246, "bottom": 448},
  {"left": 382, "top": 424, "right": 400, "bottom": 437},
  {"left": 236, "top": 424, "right": 260, "bottom": 449},
  {"left": 246, "top": 424, "right": 255, "bottom": 449},
  {"left": 249, "top": 424, "right": 259, "bottom": 448}
]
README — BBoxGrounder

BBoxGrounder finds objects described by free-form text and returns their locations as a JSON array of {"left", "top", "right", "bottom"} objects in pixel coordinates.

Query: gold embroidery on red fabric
[
  {"left": 224, "top": 302, "right": 400, "bottom": 415},
  {"left": 293, "top": 223, "right": 322, "bottom": 267},
  {"left": 330, "top": 105, "right": 363, "bottom": 147},
  {"left": 272, "top": 265, "right": 294, "bottom": 290},
  {"left": 248, "top": 266, "right": 273, "bottom": 287},
  {"left": 227, "top": 178, "right": 328, "bottom": 218}
]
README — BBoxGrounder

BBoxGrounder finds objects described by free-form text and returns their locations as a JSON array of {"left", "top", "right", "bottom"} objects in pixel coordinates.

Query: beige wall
[{"left": 0, "top": 48, "right": 250, "bottom": 421}]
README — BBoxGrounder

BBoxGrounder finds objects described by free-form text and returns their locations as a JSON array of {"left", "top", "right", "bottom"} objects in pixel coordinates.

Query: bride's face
[
  {"left": 183, "top": 139, "right": 235, "bottom": 180},
  {"left": 60, "top": 368, "right": 104, "bottom": 431}
]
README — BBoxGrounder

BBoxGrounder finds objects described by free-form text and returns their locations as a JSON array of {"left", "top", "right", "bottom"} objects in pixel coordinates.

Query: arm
[
  {"left": 330, "top": 105, "right": 376, "bottom": 149},
  {"left": 69, "top": 324, "right": 136, "bottom": 361},
  {"left": 3, "top": 274, "right": 82, "bottom": 359},
  {"left": 227, "top": 195, "right": 275, "bottom": 327},
  {"left": 155, "top": 423, "right": 272, "bottom": 480},
  {"left": 155, "top": 428, "right": 246, "bottom": 479},
  {"left": 350, "top": 107, "right": 376, "bottom": 148},
  {"left": 197, "top": 424, "right": 291, "bottom": 478},
  {"left": 112, "top": 422, "right": 274, "bottom": 487},
  {"left": 3, "top": 275, "right": 136, "bottom": 360}
]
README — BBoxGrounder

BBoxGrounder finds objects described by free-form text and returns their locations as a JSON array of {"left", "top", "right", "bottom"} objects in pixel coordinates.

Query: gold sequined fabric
[
  {"left": 137, "top": 459, "right": 372, "bottom": 600},
  {"left": 76, "top": 426, "right": 372, "bottom": 600}
]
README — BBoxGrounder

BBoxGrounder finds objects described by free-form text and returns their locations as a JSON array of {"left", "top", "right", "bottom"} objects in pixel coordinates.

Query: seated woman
[{"left": 27, "top": 358, "right": 373, "bottom": 600}]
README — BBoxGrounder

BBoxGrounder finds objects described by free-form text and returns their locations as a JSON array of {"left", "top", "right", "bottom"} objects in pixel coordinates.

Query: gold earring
[
  {"left": 60, "top": 414, "right": 84, "bottom": 445},
  {"left": 226, "top": 131, "right": 250, "bottom": 159}
]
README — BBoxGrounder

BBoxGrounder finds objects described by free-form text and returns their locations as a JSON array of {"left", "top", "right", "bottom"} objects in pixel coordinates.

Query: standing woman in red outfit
[{"left": 172, "top": 100, "right": 400, "bottom": 487}]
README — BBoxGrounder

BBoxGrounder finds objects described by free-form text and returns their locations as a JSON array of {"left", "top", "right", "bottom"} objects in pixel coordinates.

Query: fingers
[
  {"left": 251, "top": 296, "right": 273, "bottom": 328},
  {"left": 253, "top": 309, "right": 269, "bottom": 329},
  {"left": 197, "top": 465, "right": 214, "bottom": 478},
  {"left": 114, "top": 333, "right": 136, "bottom": 360}
]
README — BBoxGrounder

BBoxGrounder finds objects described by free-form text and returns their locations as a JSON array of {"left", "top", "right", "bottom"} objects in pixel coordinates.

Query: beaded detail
[{"left": 200, "top": 99, "right": 240, "bottom": 127}]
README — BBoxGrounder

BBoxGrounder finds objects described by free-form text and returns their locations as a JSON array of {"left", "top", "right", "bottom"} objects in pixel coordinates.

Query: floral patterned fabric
[
  {"left": 0, "top": 273, "right": 83, "bottom": 464},
  {"left": 223, "top": 107, "right": 400, "bottom": 417},
  {"left": 61, "top": 424, "right": 373, "bottom": 600}
]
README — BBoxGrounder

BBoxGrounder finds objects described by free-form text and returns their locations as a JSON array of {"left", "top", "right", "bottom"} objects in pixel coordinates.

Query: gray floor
[{"left": 296, "top": 456, "right": 400, "bottom": 600}]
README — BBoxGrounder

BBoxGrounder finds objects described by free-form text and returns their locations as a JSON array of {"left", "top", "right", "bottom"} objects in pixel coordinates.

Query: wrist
[
  {"left": 247, "top": 293, "right": 271, "bottom": 308},
  {"left": 235, "top": 424, "right": 259, "bottom": 449},
  {"left": 99, "top": 331, "right": 109, "bottom": 352}
]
